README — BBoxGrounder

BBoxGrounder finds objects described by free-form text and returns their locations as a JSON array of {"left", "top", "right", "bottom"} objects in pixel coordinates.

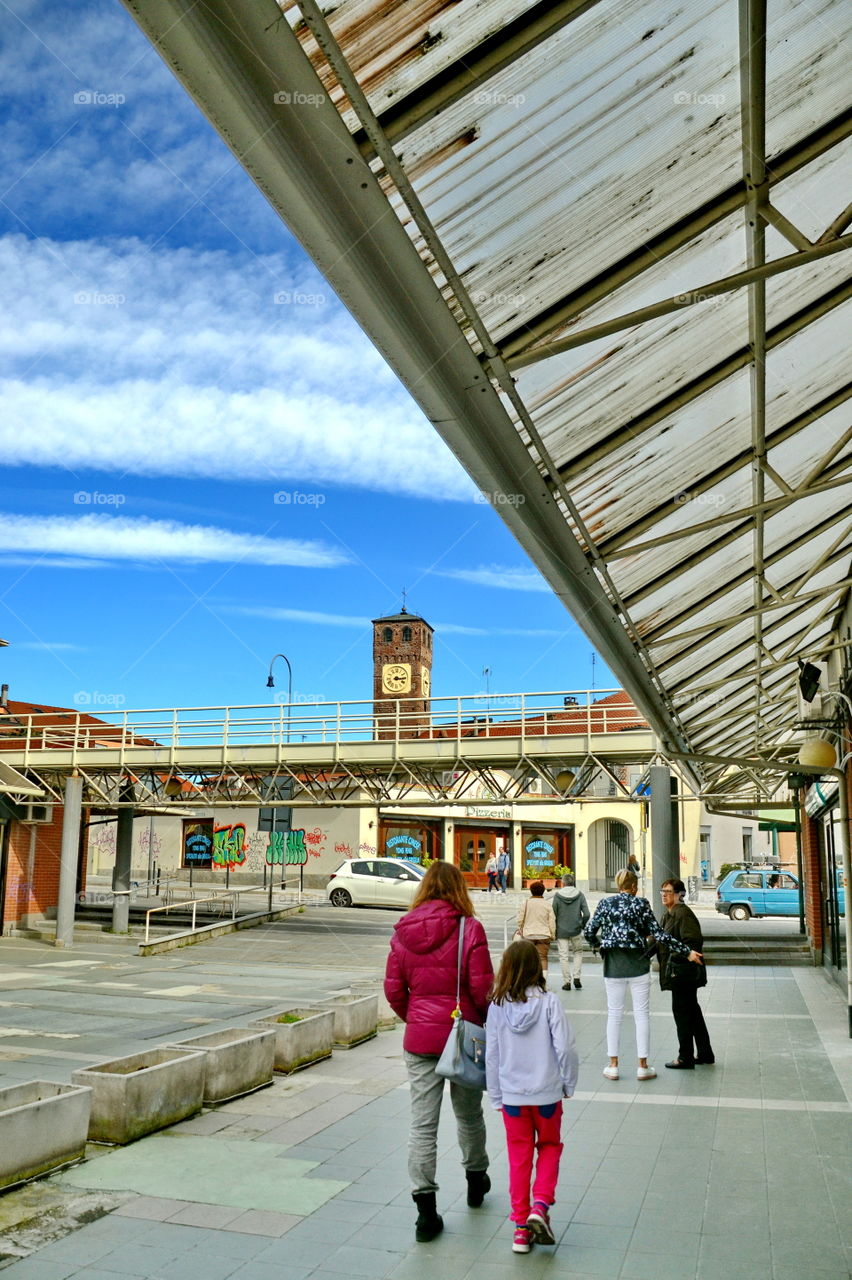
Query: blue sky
[{"left": 0, "top": 0, "right": 614, "bottom": 715}]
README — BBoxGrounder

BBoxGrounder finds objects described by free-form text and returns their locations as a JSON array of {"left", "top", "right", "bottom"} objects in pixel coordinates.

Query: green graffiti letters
[{"left": 212, "top": 823, "right": 248, "bottom": 868}]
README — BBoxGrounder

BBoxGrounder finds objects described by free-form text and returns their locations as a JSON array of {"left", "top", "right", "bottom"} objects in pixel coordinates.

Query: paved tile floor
[{"left": 0, "top": 926, "right": 850, "bottom": 1279}]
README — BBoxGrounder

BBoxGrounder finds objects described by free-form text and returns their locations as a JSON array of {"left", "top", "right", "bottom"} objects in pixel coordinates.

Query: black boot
[
  {"left": 413, "top": 1191, "right": 444, "bottom": 1242},
  {"left": 466, "top": 1169, "right": 491, "bottom": 1207}
]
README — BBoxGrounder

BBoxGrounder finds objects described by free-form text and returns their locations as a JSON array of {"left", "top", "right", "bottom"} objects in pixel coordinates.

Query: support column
[
  {"left": 112, "top": 802, "right": 135, "bottom": 934},
  {"left": 55, "top": 774, "right": 83, "bottom": 949},
  {"left": 649, "top": 765, "right": 678, "bottom": 902}
]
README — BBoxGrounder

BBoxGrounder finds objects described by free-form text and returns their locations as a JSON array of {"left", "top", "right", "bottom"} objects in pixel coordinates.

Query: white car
[{"left": 326, "top": 857, "right": 426, "bottom": 909}]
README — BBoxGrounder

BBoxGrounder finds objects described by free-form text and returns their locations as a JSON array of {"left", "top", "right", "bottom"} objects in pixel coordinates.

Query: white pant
[
  {"left": 604, "top": 972, "right": 652, "bottom": 1059},
  {"left": 557, "top": 935, "right": 584, "bottom": 981}
]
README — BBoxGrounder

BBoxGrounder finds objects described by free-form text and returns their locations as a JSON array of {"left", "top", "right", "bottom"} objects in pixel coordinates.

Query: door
[
  {"left": 764, "top": 872, "right": 799, "bottom": 916},
  {"left": 373, "top": 860, "right": 421, "bottom": 907},
  {"left": 455, "top": 829, "right": 497, "bottom": 889}
]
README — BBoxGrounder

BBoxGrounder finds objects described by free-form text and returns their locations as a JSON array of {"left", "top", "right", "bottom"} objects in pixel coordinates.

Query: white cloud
[
  {"left": 225, "top": 604, "right": 564, "bottom": 638},
  {"left": 432, "top": 565, "right": 550, "bottom": 592},
  {"left": 0, "top": 513, "right": 349, "bottom": 567},
  {"left": 0, "top": 234, "right": 475, "bottom": 500}
]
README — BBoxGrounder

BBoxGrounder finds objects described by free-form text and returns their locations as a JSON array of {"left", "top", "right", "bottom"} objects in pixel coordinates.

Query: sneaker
[
  {"left": 603, "top": 1065, "right": 619, "bottom": 1080},
  {"left": 512, "top": 1226, "right": 532, "bottom": 1253},
  {"left": 573, "top": 978, "right": 582, "bottom": 989},
  {"left": 527, "top": 1202, "right": 555, "bottom": 1246},
  {"left": 637, "top": 1065, "right": 657, "bottom": 1080},
  {"left": 562, "top": 981, "right": 571, "bottom": 990}
]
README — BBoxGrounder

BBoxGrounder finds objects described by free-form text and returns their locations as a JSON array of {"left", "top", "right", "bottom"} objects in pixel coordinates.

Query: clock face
[
  {"left": 421, "top": 667, "right": 431, "bottom": 697},
  {"left": 382, "top": 662, "right": 411, "bottom": 693}
]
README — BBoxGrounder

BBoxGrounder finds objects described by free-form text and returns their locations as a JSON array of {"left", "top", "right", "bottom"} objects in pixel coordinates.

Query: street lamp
[{"left": 266, "top": 652, "right": 293, "bottom": 742}]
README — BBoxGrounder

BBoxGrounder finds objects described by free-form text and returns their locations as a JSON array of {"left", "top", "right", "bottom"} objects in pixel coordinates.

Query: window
[
  {"left": 742, "top": 829, "right": 753, "bottom": 859},
  {"left": 383, "top": 627, "right": 393, "bottom": 642},
  {"left": 402, "top": 626, "right": 412, "bottom": 642},
  {"left": 182, "top": 819, "right": 213, "bottom": 868},
  {"left": 732, "top": 873, "right": 762, "bottom": 888}
]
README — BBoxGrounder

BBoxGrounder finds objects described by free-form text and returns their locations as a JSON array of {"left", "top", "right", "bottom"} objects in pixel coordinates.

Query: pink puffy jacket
[{"left": 384, "top": 899, "right": 494, "bottom": 1055}]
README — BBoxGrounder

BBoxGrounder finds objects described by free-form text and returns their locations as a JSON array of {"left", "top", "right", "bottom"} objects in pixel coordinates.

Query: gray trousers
[{"left": 404, "top": 1050, "right": 488, "bottom": 1194}]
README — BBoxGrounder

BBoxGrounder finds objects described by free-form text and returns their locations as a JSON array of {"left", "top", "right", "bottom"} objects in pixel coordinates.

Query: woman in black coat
[{"left": 658, "top": 878, "right": 714, "bottom": 1069}]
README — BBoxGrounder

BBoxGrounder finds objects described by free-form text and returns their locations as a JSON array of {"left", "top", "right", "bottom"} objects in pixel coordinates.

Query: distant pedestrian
[
  {"left": 485, "top": 853, "right": 498, "bottom": 893},
  {"left": 496, "top": 845, "right": 510, "bottom": 893},
  {"left": 627, "top": 852, "right": 641, "bottom": 878},
  {"left": 584, "top": 868, "right": 703, "bottom": 1082},
  {"left": 656, "top": 878, "right": 714, "bottom": 1069},
  {"left": 486, "top": 940, "right": 578, "bottom": 1254},
  {"left": 516, "top": 881, "right": 555, "bottom": 973},
  {"left": 551, "top": 873, "right": 589, "bottom": 990},
  {"left": 384, "top": 862, "right": 494, "bottom": 1243}
]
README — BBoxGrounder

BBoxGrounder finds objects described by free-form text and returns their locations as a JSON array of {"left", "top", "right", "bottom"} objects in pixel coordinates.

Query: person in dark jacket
[
  {"left": 658, "top": 878, "right": 714, "bottom": 1069},
  {"left": 551, "top": 873, "right": 590, "bottom": 990},
  {"left": 584, "top": 868, "right": 703, "bottom": 1081},
  {"left": 384, "top": 862, "right": 494, "bottom": 1242}
]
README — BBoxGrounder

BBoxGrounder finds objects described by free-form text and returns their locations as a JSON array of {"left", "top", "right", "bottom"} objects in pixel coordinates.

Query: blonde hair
[{"left": 616, "top": 868, "right": 638, "bottom": 893}]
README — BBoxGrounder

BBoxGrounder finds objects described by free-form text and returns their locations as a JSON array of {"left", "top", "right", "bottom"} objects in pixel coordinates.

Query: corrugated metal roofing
[{"left": 122, "top": 0, "right": 852, "bottom": 798}]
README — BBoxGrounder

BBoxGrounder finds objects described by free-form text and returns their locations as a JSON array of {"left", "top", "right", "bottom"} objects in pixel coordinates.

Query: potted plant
[{"left": 251, "top": 1006, "right": 335, "bottom": 1073}]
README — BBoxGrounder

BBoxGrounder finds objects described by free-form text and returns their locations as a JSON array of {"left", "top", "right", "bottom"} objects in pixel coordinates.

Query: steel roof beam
[
  {"left": 498, "top": 105, "right": 852, "bottom": 365},
  {"left": 507, "top": 233, "right": 852, "bottom": 368},
  {"left": 625, "top": 495, "right": 850, "bottom": 610},
  {"left": 556, "top": 277, "right": 852, "bottom": 482},
  {"left": 598, "top": 383, "right": 852, "bottom": 556},
  {"left": 347, "top": 0, "right": 606, "bottom": 155},
  {"left": 608, "top": 467, "right": 852, "bottom": 561},
  {"left": 647, "top": 577, "right": 852, "bottom": 649}
]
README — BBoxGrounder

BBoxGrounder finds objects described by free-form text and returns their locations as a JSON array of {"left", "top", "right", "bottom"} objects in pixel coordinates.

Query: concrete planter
[
  {"left": 71, "top": 1047, "right": 205, "bottom": 1145},
  {"left": 167, "top": 1027, "right": 276, "bottom": 1104},
  {"left": 0, "top": 1081, "right": 92, "bottom": 1190},
  {"left": 350, "top": 982, "right": 397, "bottom": 1030},
  {"left": 252, "top": 1007, "right": 335, "bottom": 1073},
  {"left": 315, "top": 992, "right": 378, "bottom": 1048}
]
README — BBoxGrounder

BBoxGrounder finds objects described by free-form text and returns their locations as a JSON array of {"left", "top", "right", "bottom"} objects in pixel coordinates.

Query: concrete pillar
[
  {"left": 55, "top": 774, "right": 84, "bottom": 949},
  {"left": 649, "top": 765, "right": 678, "bottom": 903},
  {"left": 112, "top": 805, "right": 134, "bottom": 933}
]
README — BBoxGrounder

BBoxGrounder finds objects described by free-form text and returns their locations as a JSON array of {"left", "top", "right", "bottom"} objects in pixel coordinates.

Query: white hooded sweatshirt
[{"left": 485, "top": 988, "right": 578, "bottom": 1109}]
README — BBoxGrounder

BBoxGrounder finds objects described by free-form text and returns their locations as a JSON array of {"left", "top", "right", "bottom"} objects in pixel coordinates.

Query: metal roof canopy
[{"left": 120, "top": 0, "right": 852, "bottom": 799}]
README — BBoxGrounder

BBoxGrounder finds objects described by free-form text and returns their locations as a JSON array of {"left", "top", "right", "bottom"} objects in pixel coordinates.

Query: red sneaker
[
  {"left": 527, "top": 1201, "right": 555, "bottom": 1245},
  {"left": 512, "top": 1226, "right": 532, "bottom": 1253}
]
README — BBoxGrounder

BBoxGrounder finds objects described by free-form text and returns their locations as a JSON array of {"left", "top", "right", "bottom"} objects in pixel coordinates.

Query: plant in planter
[
  {"left": 252, "top": 1007, "right": 335, "bottom": 1073},
  {"left": 523, "top": 864, "right": 558, "bottom": 887}
]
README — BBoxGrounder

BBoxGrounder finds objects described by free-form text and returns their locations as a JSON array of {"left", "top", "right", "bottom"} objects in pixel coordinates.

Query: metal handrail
[
  {"left": 2, "top": 689, "right": 648, "bottom": 758},
  {"left": 144, "top": 893, "right": 239, "bottom": 943}
]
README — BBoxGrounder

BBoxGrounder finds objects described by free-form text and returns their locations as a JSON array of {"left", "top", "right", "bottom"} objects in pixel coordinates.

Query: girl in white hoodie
[{"left": 485, "top": 940, "right": 579, "bottom": 1254}]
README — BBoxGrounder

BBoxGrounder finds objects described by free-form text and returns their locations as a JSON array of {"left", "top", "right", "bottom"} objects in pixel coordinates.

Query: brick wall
[
  {"left": 799, "top": 801, "right": 823, "bottom": 955},
  {"left": 2, "top": 809, "right": 88, "bottom": 930}
]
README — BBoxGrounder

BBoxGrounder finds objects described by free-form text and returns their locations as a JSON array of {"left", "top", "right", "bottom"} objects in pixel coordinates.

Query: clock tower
[{"left": 373, "top": 609, "right": 434, "bottom": 740}]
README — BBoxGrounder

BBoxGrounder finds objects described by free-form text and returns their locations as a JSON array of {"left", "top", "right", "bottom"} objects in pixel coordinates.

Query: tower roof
[{"left": 372, "top": 611, "right": 433, "bottom": 629}]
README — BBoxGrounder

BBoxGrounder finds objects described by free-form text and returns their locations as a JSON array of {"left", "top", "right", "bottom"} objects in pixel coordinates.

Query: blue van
[{"left": 715, "top": 867, "right": 846, "bottom": 921}]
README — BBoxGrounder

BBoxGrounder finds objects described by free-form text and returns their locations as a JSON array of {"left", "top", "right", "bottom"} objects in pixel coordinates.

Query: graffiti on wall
[
  {"left": 266, "top": 829, "right": 308, "bottom": 866},
  {"left": 212, "top": 823, "right": 248, "bottom": 869}
]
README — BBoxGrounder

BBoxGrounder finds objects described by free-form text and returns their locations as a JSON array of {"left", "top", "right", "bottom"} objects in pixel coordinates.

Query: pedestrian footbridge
[{"left": 0, "top": 689, "right": 656, "bottom": 810}]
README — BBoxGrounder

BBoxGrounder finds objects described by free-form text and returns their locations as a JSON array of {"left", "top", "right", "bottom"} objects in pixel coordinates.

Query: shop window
[{"left": 182, "top": 819, "right": 213, "bottom": 868}]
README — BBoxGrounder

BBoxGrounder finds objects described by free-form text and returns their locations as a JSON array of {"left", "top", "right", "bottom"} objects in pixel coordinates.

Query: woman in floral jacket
[{"left": 584, "top": 868, "right": 703, "bottom": 1081}]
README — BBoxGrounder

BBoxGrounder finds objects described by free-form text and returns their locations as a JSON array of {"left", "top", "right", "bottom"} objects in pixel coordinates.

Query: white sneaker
[
  {"left": 637, "top": 1066, "right": 656, "bottom": 1080},
  {"left": 602, "top": 1065, "right": 619, "bottom": 1080}
]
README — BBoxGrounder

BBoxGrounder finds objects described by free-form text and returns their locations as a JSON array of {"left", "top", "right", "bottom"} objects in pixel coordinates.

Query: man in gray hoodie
[{"left": 551, "top": 874, "right": 590, "bottom": 990}]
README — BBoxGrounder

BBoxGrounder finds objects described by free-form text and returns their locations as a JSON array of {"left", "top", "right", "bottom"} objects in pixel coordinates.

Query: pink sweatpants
[{"left": 502, "top": 1101, "right": 564, "bottom": 1224}]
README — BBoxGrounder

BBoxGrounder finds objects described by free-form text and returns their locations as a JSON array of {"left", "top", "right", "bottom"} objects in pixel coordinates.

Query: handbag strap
[{"left": 453, "top": 918, "right": 465, "bottom": 1016}]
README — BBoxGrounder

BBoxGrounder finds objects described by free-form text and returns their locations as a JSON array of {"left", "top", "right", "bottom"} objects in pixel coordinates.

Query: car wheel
[
  {"left": 329, "top": 887, "right": 353, "bottom": 908},
  {"left": 729, "top": 904, "right": 751, "bottom": 921}
]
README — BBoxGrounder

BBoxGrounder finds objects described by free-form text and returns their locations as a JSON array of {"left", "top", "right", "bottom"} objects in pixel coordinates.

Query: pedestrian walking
[
  {"left": 516, "top": 880, "right": 555, "bottom": 973},
  {"left": 384, "top": 862, "right": 494, "bottom": 1242},
  {"left": 485, "top": 853, "right": 498, "bottom": 893},
  {"left": 496, "top": 844, "right": 510, "bottom": 893},
  {"left": 551, "top": 873, "right": 589, "bottom": 990},
  {"left": 584, "top": 868, "right": 703, "bottom": 1081},
  {"left": 485, "top": 940, "right": 578, "bottom": 1254},
  {"left": 656, "top": 877, "right": 714, "bottom": 1069}
]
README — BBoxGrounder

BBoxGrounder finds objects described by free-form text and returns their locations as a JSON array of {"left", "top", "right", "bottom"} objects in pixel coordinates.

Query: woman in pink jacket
[{"left": 384, "top": 861, "right": 494, "bottom": 1243}]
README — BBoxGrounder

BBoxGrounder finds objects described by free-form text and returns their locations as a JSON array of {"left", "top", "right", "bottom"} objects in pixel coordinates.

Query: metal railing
[
  {"left": 142, "top": 883, "right": 324, "bottom": 943},
  {"left": 0, "top": 689, "right": 647, "bottom": 764}
]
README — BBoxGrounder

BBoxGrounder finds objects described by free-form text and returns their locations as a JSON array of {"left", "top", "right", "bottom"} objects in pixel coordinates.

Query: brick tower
[{"left": 372, "top": 610, "right": 433, "bottom": 740}]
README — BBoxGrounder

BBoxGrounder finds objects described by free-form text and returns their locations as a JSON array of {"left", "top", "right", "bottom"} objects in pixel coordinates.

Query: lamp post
[
  {"left": 266, "top": 654, "right": 294, "bottom": 903},
  {"left": 266, "top": 653, "right": 293, "bottom": 743}
]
